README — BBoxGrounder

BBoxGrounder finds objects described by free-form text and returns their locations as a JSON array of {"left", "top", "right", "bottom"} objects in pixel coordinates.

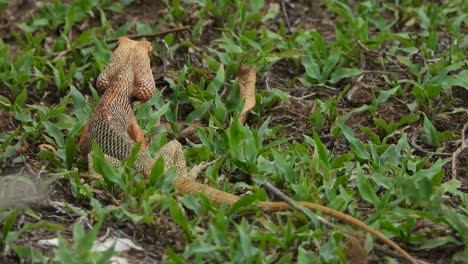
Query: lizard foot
[{"left": 188, "top": 156, "right": 222, "bottom": 180}]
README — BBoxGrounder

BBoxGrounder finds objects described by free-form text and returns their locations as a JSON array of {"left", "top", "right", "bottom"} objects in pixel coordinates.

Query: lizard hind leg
[{"left": 153, "top": 140, "right": 190, "bottom": 178}]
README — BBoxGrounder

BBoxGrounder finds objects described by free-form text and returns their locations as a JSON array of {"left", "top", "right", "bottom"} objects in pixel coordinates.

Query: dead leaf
[
  {"left": 237, "top": 65, "right": 257, "bottom": 124},
  {"left": 16, "top": 141, "right": 29, "bottom": 153},
  {"left": 37, "top": 238, "right": 59, "bottom": 247},
  {"left": 92, "top": 237, "right": 143, "bottom": 252},
  {"left": 39, "top": 143, "right": 57, "bottom": 155}
]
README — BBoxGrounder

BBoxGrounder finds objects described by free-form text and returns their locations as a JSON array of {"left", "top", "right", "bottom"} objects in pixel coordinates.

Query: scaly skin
[{"left": 81, "top": 37, "right": 417, "bottom": 264}]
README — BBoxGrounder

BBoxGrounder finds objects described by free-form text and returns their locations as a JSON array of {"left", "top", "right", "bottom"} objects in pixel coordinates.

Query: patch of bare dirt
[
  {"left": 279, "top": 0, "right": 336, "bottom": 41},
  {"left": 0, "top": 110, "right": 14, "bottom": 133},
  {"left": 116, "top": 0, "right": 167, "bottom": 26},
  {"left": 0, "top": 0, "right": 37, "bottom": 42}
]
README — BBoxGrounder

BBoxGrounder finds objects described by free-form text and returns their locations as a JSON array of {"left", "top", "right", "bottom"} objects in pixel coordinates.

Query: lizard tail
[
  {"left": 174, "top": 177, "right": 417, "bottom": 264},
  {"left": 258, "top": 201, "right": 418, "bottom": 264}
]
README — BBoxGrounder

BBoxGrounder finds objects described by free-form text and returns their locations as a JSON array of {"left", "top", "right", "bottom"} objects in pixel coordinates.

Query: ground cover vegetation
[{"left": 0, "top": 0, "right": 467, "bottom": 263}]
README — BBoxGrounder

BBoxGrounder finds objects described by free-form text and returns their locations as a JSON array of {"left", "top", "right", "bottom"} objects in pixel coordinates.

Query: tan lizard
[{"left": 79, "top": 37, "right": 417, "bottom": 264}]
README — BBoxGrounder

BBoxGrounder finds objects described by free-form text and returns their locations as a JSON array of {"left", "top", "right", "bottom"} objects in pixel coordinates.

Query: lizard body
[{"left": 80, "top": 37, "right": 417, "bottom": 264}]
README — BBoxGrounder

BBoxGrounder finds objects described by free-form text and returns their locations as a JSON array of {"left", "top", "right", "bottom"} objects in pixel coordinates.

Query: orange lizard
[{"left": 80, "top": 37, "right": 417, "bottom": 264}]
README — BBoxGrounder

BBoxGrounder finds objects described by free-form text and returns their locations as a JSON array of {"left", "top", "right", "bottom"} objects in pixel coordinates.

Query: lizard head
[
  {"left": 117, "top": 37, "right": 152, "bottom": 55},
  {"left": 118, "top": 38, "right": 156, "bottom": 102},
  {"left": 96, "top": 37, "right": 156, "bottom": 101}
]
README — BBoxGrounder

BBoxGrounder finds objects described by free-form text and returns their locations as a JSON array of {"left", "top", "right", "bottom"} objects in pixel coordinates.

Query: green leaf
[
  {"left": 95, "top": 243, "right": 116, "bottom": 264},
  {"left": 397, "top": 56, "right": 420, "bottom": 76},
  {"left": 91, "top": 142, "right": 125, "bottom": 190},
  {"left": 64, "top": 134, "right": 78, "bottom": 170},
  {"left": 237, "top": 219, "right": 258, "bottom": 259},
  {"left": 14, "top": 89, "right": 27, "bottom": 106},
  {"left": 441, "top": 205, "right": 468, "bottom": 244},
  {"left": 113, "top": 22, "right": 134, "bottom": 38},
  {"left": 181, "top": 195, "right": 204, "bottom": 215},
  {"left": 356, "top": 164, "right": 380, "bottom": 208},
  {"left": 418, "top": 236, "right": 460, "bottom": 250},
  {"left": 123, "top": 211, "right": 144, "bottom": 222},
  {"left": 69, "top": 85, "right": 90, "bottom": 121},
  {"left": 375, "top": 86, "right": 399, "bottom": 105},
  {"left": 166, "top": 248, "right": 185, "bottom": 263},
  {"left": 2, "top": 209, "right": 20, "bottom": 235},
  {"left": 185, "top": 100, "right": 212, "bottom": 124},
  {"left": 323, "top": 48, "right": 341, "bottom": 79},
  {"left": 444, "top": 70, "right": 468, "bottom": 89},
  {"left": 421, "top": 114, "right": 439, "bottom": 146},
  {"left": 136, "top": 23, "right": 152, "bottom": 35},
  {"left": 149, "top": 157, "right": 164, "bottom": 186},
  {"left": 302, "top": 55, "right": 322, "bottom": 82},
  {"left": 20, "top": 220, "right": 65, "bottom": 233},
  {"left": 75, "top": 221, "right": 102, "bottom": 252},
  {"left": 272, "top": 149, "right": 296, "bottom": 182},
  {"left": 213, "top": 95, "right": 227, "bottom": 123},
  {"left": 123, "top": 141, "right": 142, "bottom": 169},
  {"left": 207, "top": 64, "right": 225, "bottom": 93},
  {"left": 168, "top": 198, "right": 192, "bottom": 237},
  {"left": 0, "top": 94, "right": 11, "bottom": 107},
  {"left": 338, "top": 122, "right": 370, "bottom": 160},
  {"left": 12, "top": 245, "right": 48, "bottom": 263},
  {"left": 226, "top": 194, "right": 258, "bottom": 216},
  {"left": 43, "top": 121, "right": 65, "bottom": 148}
]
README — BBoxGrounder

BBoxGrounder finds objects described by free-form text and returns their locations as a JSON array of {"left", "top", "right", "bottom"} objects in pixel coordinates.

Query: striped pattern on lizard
[{"left": 79, "top": 37, "right": 417, "bottom": 264}]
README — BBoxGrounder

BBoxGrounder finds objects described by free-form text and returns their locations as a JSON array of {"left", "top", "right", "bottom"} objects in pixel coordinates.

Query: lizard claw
[{"left": 188, "top": 156, "right": 222, "bottom": 180}]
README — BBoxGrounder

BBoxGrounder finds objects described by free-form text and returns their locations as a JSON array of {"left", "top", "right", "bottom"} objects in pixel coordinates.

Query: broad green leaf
[
  {"left": 168, "top": 198, "right": 192, "bottom": 237},
  {"left": 302, "top": 56, "right": 322, "bottom": 82},
  {"left": 12, "top": 245, "right": 48, "bottom": 263},
  {"left": 421, "top": 115, "right": 439, "bottom": 146},
  {"left": 338, "top": 122, "right": 370, "bottom": 160},
  {"left": 329, "top": 68, "right": 362, "bottom": 84},
  {"left": 149, "top": 157, "right": 164, "bottom": 186},
  {"left": 64, "top": 134, "right": 78, "bottom": 170},
  {"left": 185, "top": 100, "right": 212, "bottom": 124},
  {"left": 444, "top": 70, "right": 468, "bottom": 89},
  {"left": 226, "top": 194, "right": 258, "bottom": 216},
  {"left": 91, "top": 142, "right": 125, "bottom": 190},
  {"left": 14, "top": 89, "right": 27, "bottom": 106},
  {"left": 207, "top": 64, "right": 225, "bottom": 93},
  {"left": 356, "top": 165, "right": 380, "bottom": 208},
  {"left": 136, "top": 23, "right": 152, "bottom": 35},
  {"left": 418, "top": 236, "right": 460, "bottom": 250}
]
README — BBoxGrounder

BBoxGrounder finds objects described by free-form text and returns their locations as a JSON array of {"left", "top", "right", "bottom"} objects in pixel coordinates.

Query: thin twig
[
  {"left": 53, "top": 26, "right": 192, "bottom": 58},
  {"left": 452, "top": 122, "right": 468, "bottom": 180},
  {"left": 262, "top": 181, "right": 334, "bottom": 228},
  {"left": 410, "top": 131, "right": 452, "bottom": 156},
  {"left": 263, "top": 182, "right": 423, "bottom": 262},
  {"left": 312, "top": 83, "right": 338, "bottom": 91},
  {"left": 280, "top": 0, "right": 292, "bottom": 33}
]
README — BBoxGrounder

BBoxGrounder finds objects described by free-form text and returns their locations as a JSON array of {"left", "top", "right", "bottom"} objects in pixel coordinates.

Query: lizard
[{"left": 79, "top": 37, "right": 417, "bottom": 264}]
